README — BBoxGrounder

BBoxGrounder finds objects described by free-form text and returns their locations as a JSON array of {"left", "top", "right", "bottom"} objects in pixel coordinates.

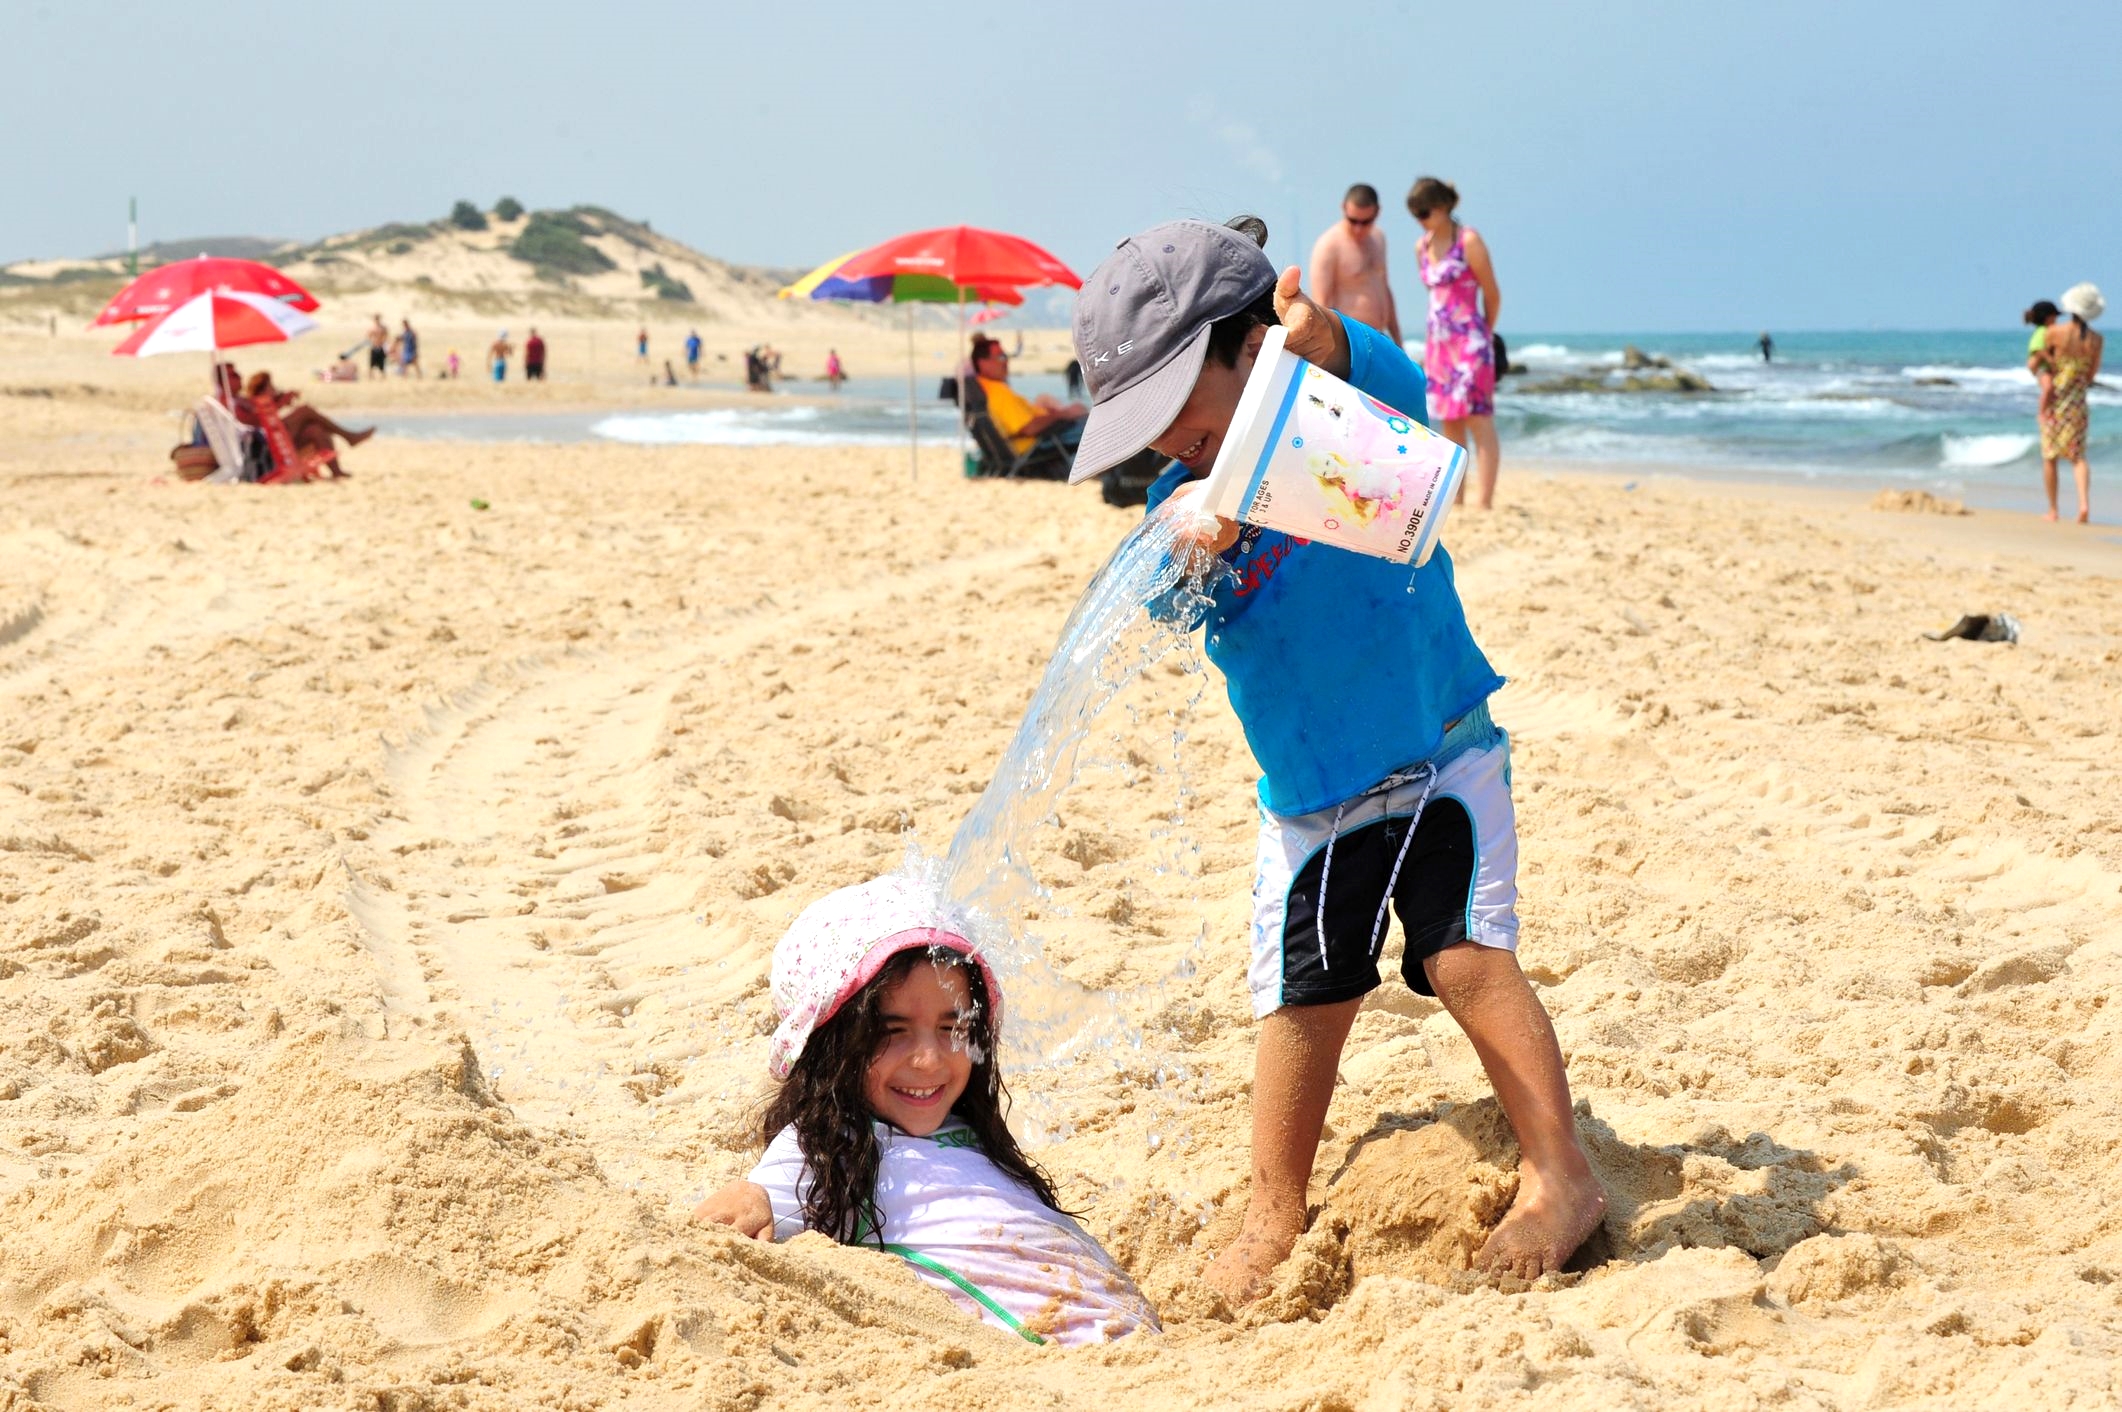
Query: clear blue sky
[{"left": 6, "top": 0, "right": 2114, "bottom": 330}]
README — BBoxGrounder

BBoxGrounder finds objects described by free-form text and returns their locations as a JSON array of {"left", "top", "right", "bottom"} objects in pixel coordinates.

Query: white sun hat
[
  {"left": 2060, "top": 283, "right": 2105, "bottom": 321},
  {"left": 766, "top": 873, "right": 1001, "bottom": 1080}
]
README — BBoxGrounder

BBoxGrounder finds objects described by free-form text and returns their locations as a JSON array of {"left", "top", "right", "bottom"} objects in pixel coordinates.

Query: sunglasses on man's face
[{"left": 1346, "top": 212, "right": 1377, "bottom": 227}]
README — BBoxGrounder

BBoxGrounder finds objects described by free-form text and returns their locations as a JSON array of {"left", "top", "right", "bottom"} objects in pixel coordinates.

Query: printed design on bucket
[{"left": 1295, "top": 373, "right": 1416, "bottom": 529}]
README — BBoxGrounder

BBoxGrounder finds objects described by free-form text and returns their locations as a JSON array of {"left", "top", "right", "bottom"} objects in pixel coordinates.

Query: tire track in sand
[{"left": 347, "top": 546, "right": 1045, "bottom": 1203}]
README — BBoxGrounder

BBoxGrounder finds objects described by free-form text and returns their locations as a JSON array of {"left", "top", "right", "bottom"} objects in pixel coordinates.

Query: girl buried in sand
[{"left": 691, "top": 874, "right": 1158, "bottom": 1346}]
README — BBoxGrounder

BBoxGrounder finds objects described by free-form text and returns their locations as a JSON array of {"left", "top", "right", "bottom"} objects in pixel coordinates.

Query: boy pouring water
[{"left": 1066, "top": 219, "right": 1604, "bottom": 1301}]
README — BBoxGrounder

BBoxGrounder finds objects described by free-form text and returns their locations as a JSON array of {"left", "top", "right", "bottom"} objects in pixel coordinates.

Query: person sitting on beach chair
[
  {"left": 243, "top": 372, "right": 372, "bottom": 480},
  {"left": 972, "top": 335, "right": 1087, "bottom": 451},
  {"left": 964, "top": 335, "right": 1087, "bottom": 479},
  {"left": 960, "top": 370, "right": 1070, "bottom": 479}
]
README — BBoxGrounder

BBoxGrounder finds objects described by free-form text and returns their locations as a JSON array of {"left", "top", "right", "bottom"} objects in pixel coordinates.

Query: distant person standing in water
[
  {"left": 1758, "top": 331, "right": 1774, "bottom": 363},
  {"left": 685, "top": 329, "right": 702, "bottom": 379},
  {"left": 2041, "top": 285, "right": 2104, "bottom": 524},
  {"left": 1410, "top": 176, "right": 1502, "bottom": 509},
  {"left": 524, "top": 327, "right": 546, "bottom": 381},
  {"left": 1310, "top": 182, "right": 1401, "bottom": 345},
  {"left": 636, "top": 327, "right": 650, "bottom": 364},
  {"left": 489, "top": 330, "right": 514, "bottom": 383},
  {"left": 825, "top": 348, "right": 845, "bottom": 389}
]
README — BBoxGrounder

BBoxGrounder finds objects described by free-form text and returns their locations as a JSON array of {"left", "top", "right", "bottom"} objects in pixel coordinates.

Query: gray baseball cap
[{"left": 1067, "top": 220, "right": 1277, "bottom": 484}]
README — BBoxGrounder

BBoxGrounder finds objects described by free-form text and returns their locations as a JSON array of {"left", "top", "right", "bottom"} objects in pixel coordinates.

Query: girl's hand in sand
[
  {"left": 691, "top": 1180, "right": 774, "bottom": 1239},
  {"left": 1274, "top": 266, "right": 1351, "bottom": 378}
]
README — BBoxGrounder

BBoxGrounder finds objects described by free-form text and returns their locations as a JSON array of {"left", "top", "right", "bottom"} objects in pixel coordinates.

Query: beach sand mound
[
  {"left": 0, "top": 1023, "right": 1026, "bottom": 1408},
  {"left": 1325, "top": 1102, "right": 1520, "bottom": 1285},
  {"left": 1871, "top": 488, "right": 1970, "bottom": 515}
]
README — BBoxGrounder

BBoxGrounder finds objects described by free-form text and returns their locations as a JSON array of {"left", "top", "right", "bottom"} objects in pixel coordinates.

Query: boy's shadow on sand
[{"left": 1311, "top": 1099, "right": 1857, "bottom": 1287}]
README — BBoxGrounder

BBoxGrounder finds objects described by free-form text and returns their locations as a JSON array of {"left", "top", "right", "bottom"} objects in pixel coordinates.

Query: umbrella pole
[
  {"left": 955, "top": 290, "right": 968, "bottom": 469},
  {"left": 905, "top": 303, "right": 917, "bottom": 481}
]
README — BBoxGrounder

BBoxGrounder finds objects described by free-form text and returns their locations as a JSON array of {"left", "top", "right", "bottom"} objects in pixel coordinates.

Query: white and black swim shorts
[{"left": 1247, "top": 702, "right": 1519, "bottom": 1017}]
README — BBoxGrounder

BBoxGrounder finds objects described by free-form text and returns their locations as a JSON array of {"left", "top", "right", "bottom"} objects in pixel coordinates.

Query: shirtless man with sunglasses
[{"left": 1309, "top": 182, "right": 1401, "bottom": 346}]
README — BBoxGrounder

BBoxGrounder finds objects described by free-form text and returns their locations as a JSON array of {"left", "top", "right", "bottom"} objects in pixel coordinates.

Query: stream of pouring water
[{"left": 896, "top": 502, "right": 1225, "bottom": 1124}]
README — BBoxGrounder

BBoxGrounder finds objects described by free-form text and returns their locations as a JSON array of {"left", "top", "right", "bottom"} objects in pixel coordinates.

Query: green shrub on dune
[
  {"left": 495, "top": 196, "right": 524, "bottom": 222},
  {"left": 510, "top": 212, "right": 618, "bottom": 276},
  {"left": 450, "top": 200, "right": 488, "bottom": 231},
  {"left": 640, "top": 263, "right": 693, "bottom": 302}
]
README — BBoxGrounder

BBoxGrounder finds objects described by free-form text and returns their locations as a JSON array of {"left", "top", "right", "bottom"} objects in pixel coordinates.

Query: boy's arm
[
  {"left": 1274, "top": 266, "right": 1350, "bottom": 378},
  {"left": 692, "top": 1180, "right": 774, "bottom": 1238}
]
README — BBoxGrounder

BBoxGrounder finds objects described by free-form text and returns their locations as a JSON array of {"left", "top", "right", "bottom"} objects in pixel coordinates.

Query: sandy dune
[{"left": 2, "top": 372, "right": 2120, "bottom": 1408}]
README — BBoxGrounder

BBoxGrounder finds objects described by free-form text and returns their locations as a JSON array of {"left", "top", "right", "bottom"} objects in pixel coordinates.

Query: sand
[{"left": 3, "top": 352, "right": 2122, "bottom": 1409}]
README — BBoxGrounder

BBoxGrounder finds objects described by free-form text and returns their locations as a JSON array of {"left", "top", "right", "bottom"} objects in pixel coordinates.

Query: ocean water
[
  {"left": 1493, "top": 331, "right": 2115, "bottom": 493},
  {"left": 379, "top": 372, "right": 1075, "bottom": 450},
  {"left": 379, "top": 336, "right": 2109, "bottom": 517}
]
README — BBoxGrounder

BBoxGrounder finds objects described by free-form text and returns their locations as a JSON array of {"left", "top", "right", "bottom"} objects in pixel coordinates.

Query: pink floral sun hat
[{"left": 767, "top": 873, "right": 1003, "bottom": 1080}]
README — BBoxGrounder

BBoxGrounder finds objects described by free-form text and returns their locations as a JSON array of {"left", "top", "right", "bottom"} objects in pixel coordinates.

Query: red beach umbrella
[
  {"left": 92, "top": 255, "right": 319, "bottom": 327},
  {"left": 832, "top": 226, "right": 1081, "bottom": 291},
  {"left": 109, "top": 290, "right": 318, "bottom": 358}
]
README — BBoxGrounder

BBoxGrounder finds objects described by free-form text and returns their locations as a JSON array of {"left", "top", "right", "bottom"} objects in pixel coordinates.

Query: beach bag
[
  {"left": 169, "top": 445, "right": 219, "bottom": 481},
  {"left": 169, "top": 409, "right": 218, "bottom": 480},
  {"left": 1491, "top": 333, "right": 1509, "bottom": 379}
]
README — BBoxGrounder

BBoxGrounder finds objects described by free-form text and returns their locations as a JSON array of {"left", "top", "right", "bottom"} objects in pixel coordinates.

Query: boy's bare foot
[
  {"left": 1203, "top": 1214, "right": 1303, "bottom": 1306},
  {"left": 349, "top": 427, "right": 376, "bottom": 446},
  {"left": 1476, "top": 1161, "right": 1606, "bottom": 1281},
  {"left": 2077, "top": 509, "right": 2091, "bottom": 524},
  {"left": 2044, "top": 509, "right": 2060, "bottom": 522}
]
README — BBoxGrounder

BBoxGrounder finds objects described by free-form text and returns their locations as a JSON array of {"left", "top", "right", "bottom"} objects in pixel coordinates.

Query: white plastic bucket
[{"left": 1199, "top": 326, "right": 1465, "bottom": 566}]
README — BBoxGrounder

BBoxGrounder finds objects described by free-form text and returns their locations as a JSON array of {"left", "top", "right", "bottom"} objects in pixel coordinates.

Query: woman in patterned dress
[
  {"left": 1409, "top": 177, "right": 1503, "bottom": 508},
  {"left": 2042, "top": 283, "right": 2104, "bottom": 524}
]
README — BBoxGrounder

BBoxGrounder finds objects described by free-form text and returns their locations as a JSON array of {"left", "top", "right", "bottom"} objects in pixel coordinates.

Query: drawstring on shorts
[{"left": 1313, "top": 762, "right": 1440, "bottom": 972}]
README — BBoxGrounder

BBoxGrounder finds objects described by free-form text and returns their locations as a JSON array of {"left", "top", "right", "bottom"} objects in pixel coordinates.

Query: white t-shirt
[{"left": 750, "top": 1120, "right": 1158, "bottom": 1346}]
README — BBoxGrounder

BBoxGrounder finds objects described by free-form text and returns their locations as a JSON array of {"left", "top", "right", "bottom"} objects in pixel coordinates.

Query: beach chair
[
  {"left": 189, "top": 397, "right": 256, "bottom": 484},
  {"left": 957, "top": 379, "right": 1075, "bottom": 480},
  {"left": 249, "top": 402, "right": 335, "bottom": 484},
  {"left": 965, "top": 406, "right": 1074, "bottom": 480}
]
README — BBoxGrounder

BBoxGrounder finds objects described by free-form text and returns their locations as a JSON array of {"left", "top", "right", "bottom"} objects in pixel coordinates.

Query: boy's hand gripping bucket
[{"left": 1198, "top": 327, "right": 1465, "bottom": 566}]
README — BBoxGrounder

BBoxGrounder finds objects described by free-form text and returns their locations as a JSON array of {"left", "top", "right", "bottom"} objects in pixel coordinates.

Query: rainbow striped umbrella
[
  {"left": 777, "top": 252, "right": 1023, "bottom": 306},
  {"left": 778, "top": 253, "right": 1024, "bottom": 476}
]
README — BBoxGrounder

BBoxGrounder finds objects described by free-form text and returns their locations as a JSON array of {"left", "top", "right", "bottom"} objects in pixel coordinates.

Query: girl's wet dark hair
[
  {"left": 760, "top": 947, "right": 1065, "bottom": 1246},
  {"left": 1406, "top": 176, "right": 1459, "bottom": 219},
  {"left": 1207, "top": 214, "right": 1281, "bottom": 368},
  {"left": 2025, "top": 300, "right": 2061, "bottom": 326}
]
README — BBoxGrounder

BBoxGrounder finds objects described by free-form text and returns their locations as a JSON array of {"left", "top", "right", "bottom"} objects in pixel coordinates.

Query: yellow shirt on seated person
[{"left": 978, "top": 377, "right": 1041, "bottom": 456}]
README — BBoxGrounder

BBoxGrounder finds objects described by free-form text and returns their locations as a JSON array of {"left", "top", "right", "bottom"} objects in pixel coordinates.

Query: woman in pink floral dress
[{"left": 1409, "top": 177, "right": 1503, "bottom": 508}]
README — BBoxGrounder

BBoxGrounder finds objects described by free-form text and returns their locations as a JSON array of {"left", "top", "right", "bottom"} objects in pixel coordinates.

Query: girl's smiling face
[
  {"left": 862, "top": 958, "right": 976, "bottom": 1136},
  {"left": 1149, "top": 324, "right": 1269, "bottom": 475}
]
